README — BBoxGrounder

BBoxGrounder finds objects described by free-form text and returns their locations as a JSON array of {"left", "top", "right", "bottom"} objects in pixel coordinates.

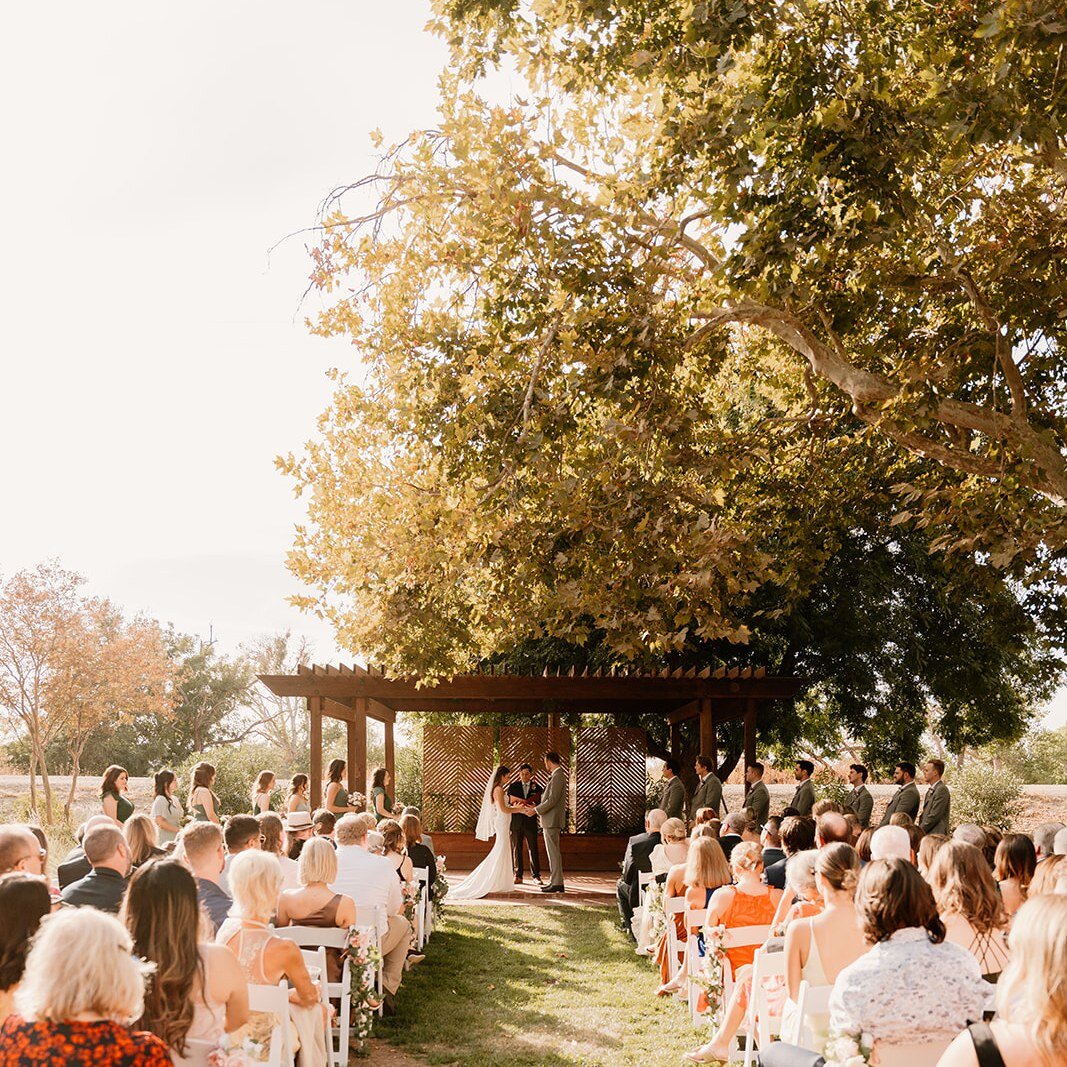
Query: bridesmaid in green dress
[
  {"left": 286, "top": 774, "right": 311, "bottom": 815},
  {"left": 250, "top": 771, "right": 275, "bottom": 814},
  {"left": 188, "top": 761, "right": 221, "bottom": 824},
  {"left": 323, "top": 759, "right": 361, "bottom": 817},
  {"left": 101, "top": 765, "right": 134, "bottom": 825},
  {"left": 370, "top": 767, "right": 400, "bottom": 823}
]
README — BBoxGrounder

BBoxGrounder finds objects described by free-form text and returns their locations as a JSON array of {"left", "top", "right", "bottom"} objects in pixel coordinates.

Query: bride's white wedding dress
[{"left": 449, "top": 787, "right": 519, "bottom": 900}]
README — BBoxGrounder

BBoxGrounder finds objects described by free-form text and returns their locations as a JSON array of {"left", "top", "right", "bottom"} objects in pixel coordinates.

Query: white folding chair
[
  {"left": 353, "top": 905, "right": 386, "bottom": 1011},
  {"left": 247, "top": 980, "right": 289, "bottom": 1067},
  {"left": 782, "top": 979, "right": 833, "bottom": 1047},
  {"left": 638, "top": 871, "right": 653, "bottom": 905},
  {"left": 873, "top": 1039, "right": 953, "bottom": 1067},
  {"left": 740, "top": 941, "right": 786, "bottom": 1066},
  {"left": 273, "top": 926, "right": 353, "bottom": 1067},
  {"left": 665, "top": 896, "right": 688, "bottom": 986},
  {"left": 683, "top": 907, "right": 708, "bottom": 1021},
  {"left": 411, "top": 866, "right": 429, "bottom": 950}
]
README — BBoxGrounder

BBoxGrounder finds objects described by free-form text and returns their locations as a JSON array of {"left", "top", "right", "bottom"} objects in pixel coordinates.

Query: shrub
[
  {"left": 812, "top": 768, "right": 850, "bottom": 809},
  {"left": 949, "top": 763, "right": 1023, "bottom": 830}
]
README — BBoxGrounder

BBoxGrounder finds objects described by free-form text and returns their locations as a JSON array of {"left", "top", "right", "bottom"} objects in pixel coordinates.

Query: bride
[{"left": 449, "top": 764, "right": 533, "bottom": 900}]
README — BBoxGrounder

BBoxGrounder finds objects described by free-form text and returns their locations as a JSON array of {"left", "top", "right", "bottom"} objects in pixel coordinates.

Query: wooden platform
[
  {"left": 430, "top": 831, "right": 627, "bottom": 873},
  {"left": 444, "top": 870, "right": 617, "bottom": 907}
]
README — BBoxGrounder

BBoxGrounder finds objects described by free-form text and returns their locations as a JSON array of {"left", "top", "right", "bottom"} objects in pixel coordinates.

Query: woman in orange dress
[{"left": 684, "top": 841, "right": 783, "bottom": 1063}]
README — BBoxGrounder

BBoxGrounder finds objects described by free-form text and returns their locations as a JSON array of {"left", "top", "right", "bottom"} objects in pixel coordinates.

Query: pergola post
[
  {"left": 699, "top": 698, "right": 715, "bottom": 765},
  {"left": 349, "top": 697, "right": 368, "bottom": 806},
  {"left": 743, "top": 697, "right": 758, "bottom": 796},
  {"left": 669, "top": 720, "right": 681, "bottom": 763},
  {"left": 309, "top": 697, "right": 323, "bottom": 809}
]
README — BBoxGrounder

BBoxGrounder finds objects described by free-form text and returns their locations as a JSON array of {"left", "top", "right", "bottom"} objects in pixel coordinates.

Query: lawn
[{"left": 376, "top": 905, "right": 707, "bottom": 1066}]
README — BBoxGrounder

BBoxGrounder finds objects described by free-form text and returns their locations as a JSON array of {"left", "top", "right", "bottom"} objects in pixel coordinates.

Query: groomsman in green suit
[
  {"left": 659, "top": 758, "right": 686, "bottom": 820},
  {"left": 845, "top": 764, "right": 874, "bottom": 828},
  {"left": 919, "top": 759, "right": 951, "bottom": 835},
  {"left": 689, "top": 755, "right": 724, "bottom": 821},
  {"left": 744, "top": 762, "right": 770, "bottom": 826},
  {"left": 790, "top": 760, "right": 816, "bottom": 816},
  {"left": 879, "top": 761, "right": 921, "bottom": 826}
]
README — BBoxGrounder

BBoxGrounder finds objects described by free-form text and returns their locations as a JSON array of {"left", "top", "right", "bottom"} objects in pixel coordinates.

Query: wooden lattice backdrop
[
  {"left": 573, "top": 725, "right": 648, "bottom": 834},
  {"left": 421, "top": 724, "right": 495, "bottom": 832},
  {"left": 499, "top": 726, "right": 574, "bottom": 829}
]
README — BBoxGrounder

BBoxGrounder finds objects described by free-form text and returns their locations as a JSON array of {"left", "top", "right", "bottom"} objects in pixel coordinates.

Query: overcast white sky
[{"left": 0, "top": 3, "right": 1063, "bottom": 729}]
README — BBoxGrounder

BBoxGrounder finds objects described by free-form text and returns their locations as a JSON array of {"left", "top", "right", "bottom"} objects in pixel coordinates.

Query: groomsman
[
  {"left": 659, "top": 758, "right": 686, "bottom": 820},
  {"left": 790, "top": 760, "right": 816, "bottom": 816},
  {"left": 919, "top": 759, "right": 951, "bottom": 835},
  {"left": 689, "top": 755, "right": 724, "bottom": 820},
  {"left": 744, "top": 762, "right": 770, "bottom": 826},
  {"left": 879, "top": 761, "right": 920, "bottom": 826},
  {"left": 845, "top": 764, "right": 874, "bottom": 828},
  {"left": 506, "top": 763, "right": 543, "bottom": 884}
]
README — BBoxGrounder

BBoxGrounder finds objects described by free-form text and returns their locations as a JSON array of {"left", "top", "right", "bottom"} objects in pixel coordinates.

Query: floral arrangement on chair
[
  {"left": 209, "top": 1011, "right": 278, "bottom": 1064},
  {"left": 691, "top": 922, "right": 727, "bottom": 1025},
  {"left": 645, "top": 881, "right": 667, "bottom": 944},
  {"left": 401, "top": 879, "right": 422, "bottom": 928},
  {"left": 821, "top": 1031, "right": 874, "bottom": 1067},
  {"left": 431, "top": 855, "right": 449, "bottom": 922},
  {"left": 347, "top": 925, "right": 384, "bottom": 1043}
]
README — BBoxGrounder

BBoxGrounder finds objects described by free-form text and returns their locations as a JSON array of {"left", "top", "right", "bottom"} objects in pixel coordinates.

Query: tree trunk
[
  {"left": 38, "top": 750, "right": 54, "bottom": 824},
  {"left": 27, "top": 748, "right": 38, "bottom": 816},
  {"left": 65, "top": 748, "right": 83, "bottom": 822}
]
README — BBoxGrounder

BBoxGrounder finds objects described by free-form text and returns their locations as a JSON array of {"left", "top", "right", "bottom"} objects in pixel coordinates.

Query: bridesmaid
[
  {"left": 100, "top": 765, "right": 134, "bottom": 825},
  {"left": 323, "top": 759, "right": 361, "bottom": 816},
  {"left": 286, "top": 774, "right": 311, "bottom": 815},
  {"left": 188, "top": 762, "right": 221, "bottom": 824},
  {"left": 249, "top": 771, "right": 275, "bottom": 815},
  {"left": 150, "top": 770, "right": 184, "bottom": 846},
  {"left": 370, "top": 767, "right": 401, "bottom": 823}
]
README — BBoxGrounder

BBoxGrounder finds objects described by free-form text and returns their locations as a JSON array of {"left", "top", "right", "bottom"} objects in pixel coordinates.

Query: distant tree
[{"left": 240, "top": 631, "right": 314, "bottom": 769}]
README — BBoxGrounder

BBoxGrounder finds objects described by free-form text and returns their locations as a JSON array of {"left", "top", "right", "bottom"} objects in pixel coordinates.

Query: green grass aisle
[{"left": 375, "top": 905, "right": 705, "bottom": 1066}]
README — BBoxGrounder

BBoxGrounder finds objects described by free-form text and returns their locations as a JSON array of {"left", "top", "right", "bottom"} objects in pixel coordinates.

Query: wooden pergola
[{"left": 258, "top": 663, "right": 802, "bottom": 806}]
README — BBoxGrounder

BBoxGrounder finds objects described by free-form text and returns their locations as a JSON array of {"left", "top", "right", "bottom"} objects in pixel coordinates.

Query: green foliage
[
  {"left": 812, "top": 769, "right": 850, "bottom": 809},
  {"left": 982, "top": 726, "right": 1067, "bottom": 784},
  {"left": 174, "top": 743, "right": 295, "bottom": 820},
  {"left": 950, "top": 763, "right": 1024, "bottom": 829}
]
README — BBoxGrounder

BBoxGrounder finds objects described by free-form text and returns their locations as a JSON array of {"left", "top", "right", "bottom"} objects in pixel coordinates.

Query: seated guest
[
  {"left": 815, "top": 812, "right": 851, "bottom": 848},
  {"left": 0, "top": 827, "right": 46, "bottom": 880},
  {"left": 765, "top": 816, "right": 816, "bottom": 890},
  {"left": 771, "top": 850, "right": 821, "bottom": 932},
  {"left": 26, "top": 828, "right": 58, "bottom": 903},
  {"left": 277, "top": 837, "right": 357, "bottom": 982},
  {"left": 0, "top": 907, "right": 170, "bottom": 1066},
  {"left": 994, "top": 833, "right": 1036, "bottom": 918},
  {"left": 180, "top": 823, "right": 231, "bottom": 935},
  {"left": 124, "top": 815, "right": 165, "bottom": 870},
  {"left": 0, "top": 874, "right": 51, "bottom": 1021},
  {"left": 220, "top": 815, "right": 260, "bottom": 895},
  {"left": 619, "top": 808, "right": 666, "bottom": 945},
  {"left": 928, "top": 841, "right": 1011, "bottom": 980},
  {"left": 741, "top": 820, "right": 761, "bottom": 844},
  {"left": 400, "top": 807, "right": 433, "bottom": 854},
  {"left": 1032, "top": 821, "right": 1064, "bottom": 862},
  {"left": 843, "top": 814, "right": 861, "bottom": 845},
  {"left": 761, "top": 817, "right": 785, "bottom": 870},
  {"left": 938, "top": 894, "right": 1067, "bottom": 1067},
  {"left": 828, "top": 858, "right": 987, "bottom": 1046},
  {"left": 953, "top": 823, "right": 988, "bottom": 851},
  {"left": 649, "top": 818, "right": 689, "bottom": 878},
  {"left": 854, "top": 828, "right": 873, "bottom": 864},
  {"left": 1029, "top": 853, "right": 1066, "bottom": 897},
  {"left": 123, "top": 859, "right": 248, "bottom": 1059},
  {"left": 216, "top": 852, "right": 326, "bottom": 1062},
  {"left": 399, "top": 814, "right": 437, "bottom": 887},
  {"left": 61, "top": 825, "right": 129, "bottom": 913},
  {"left": 889, "top": 812, "right": 914, "bottom": 827},
  {"left": 870, "top": 824, "right": 912, "bottom": 863},
  {"left": 917, "top": 832, "right": 950, "bottom": 878},
  {"left": 312, "top": 809, "right": 336, "bottom": 841},
  {"left": 257, "top": 813, "right": 299, "bottom": 891},
  {"left": 979, "top": 825, "right": 1002, "bottom": 869},
  {"left": 811, "top": 799, "right": 843, "bottom": 818},
  {"left": 56, "top": 816, "right": 113, "bottom": 888},
  {"left": 683, "top": 842, "right": 784, "bottom": 1062},
  {"left": 905, "top": 821, "right": 925, "bottom": 859},
  {"left": 782, "top": 843, "right": 867, "bottom": 1047},
  {"left": 378, "top": 819, "right": 414, "bottom": 883},
  {"left": 331, "top": 814, "right": 411, "bottom": 1011},
  {"left": 284, "top": 811, "right": 314, "bottom": 862},
  {"left": 718, "top": 812, "right": 747, "bottom": 863}
]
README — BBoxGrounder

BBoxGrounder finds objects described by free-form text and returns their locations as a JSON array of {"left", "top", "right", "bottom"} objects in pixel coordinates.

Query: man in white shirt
[{"left": 331, "top": 813, "right": 412, "bottom": 1007}]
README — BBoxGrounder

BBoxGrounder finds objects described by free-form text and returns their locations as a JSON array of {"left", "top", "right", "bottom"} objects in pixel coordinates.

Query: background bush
[{"left": 949, "top": 763, "right": 1023, "bottom": 829}]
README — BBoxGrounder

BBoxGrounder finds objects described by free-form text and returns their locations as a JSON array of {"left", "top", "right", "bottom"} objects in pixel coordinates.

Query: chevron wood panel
[
  {"left": 498, "top": 727, "right": 551, "bottom": 773},
  {"left": 421, "top": 724, "right": 495, "bottom": 832},
  {"left": 574, "top": 726, "right": 648, "bottom": 834}
]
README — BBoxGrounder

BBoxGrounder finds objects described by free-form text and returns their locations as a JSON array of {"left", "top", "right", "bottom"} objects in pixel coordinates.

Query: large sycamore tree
[{"left": 283, "top": 0, "right": 1066, "bottom": 760}]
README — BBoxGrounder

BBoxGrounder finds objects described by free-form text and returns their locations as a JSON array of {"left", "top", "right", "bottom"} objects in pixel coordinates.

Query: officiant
[{"left": 507, "top": 763, "right": 543, "bottom": 884}]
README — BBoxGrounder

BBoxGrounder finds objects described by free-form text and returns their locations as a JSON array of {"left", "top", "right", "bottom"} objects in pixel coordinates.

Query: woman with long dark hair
[
  {"left": 370, "top": 767, "right": 401, "bottom": 823},
  {"left": 0, "top": 873, "right": 51, "bottom": 1021},
  {"left": 101, "top": 765, "right": 134, "bottom": 825},
  {"left": 150, "top": 771, "right": 183, "bottom": 846},
  {"left": 994, "top": 832, "right": 1037, "bottom": 917},
  {"left": 249, "top": 771, "right": 275, "bottom": 815},
  {"left": 286, "top": 774, "right": 311, "bottom": 815},
  {"left": 323, "top": 759, "right": 360, "bottom": 816},
  {"left": 121, "top": 860, "right": 247, "bottom": 1058},
  {"left": 188, "top": 763, "right": 220, "bottom": 825}
]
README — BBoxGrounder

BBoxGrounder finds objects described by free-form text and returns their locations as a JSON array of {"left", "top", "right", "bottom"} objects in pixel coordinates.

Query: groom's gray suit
[{"left": 535, "top": 763, "right": 568, "bottom": 888}]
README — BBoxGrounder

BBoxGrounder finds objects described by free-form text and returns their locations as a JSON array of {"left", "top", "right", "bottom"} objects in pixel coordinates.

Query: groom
[{"left": 535, "top": 750, "right": 568, "bottom": 893}]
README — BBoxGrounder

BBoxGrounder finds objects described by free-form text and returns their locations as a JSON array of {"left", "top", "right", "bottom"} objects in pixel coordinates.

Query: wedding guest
[
  {"left": 286, "top": 774, "right": 311, "bottom": 815},
  {"left": 765, "top": 816, "right": 816, "bottom": 890},
  {"left": 659, "top": 759, "right": 686, "bottom": 821},
  {"left": 937, "top": 894, "right": 1067, "bottom": 1067},
  {"left": 980, "top": 825, "right": 1003, "bottom": 868},
  {"left": 649, "top": 818, "right": 689, "bottom": 879},
  {"left": 682, "top": 842, "right": 783, "bottom": 1062},
  {"left": 249, "top": 771, "right": 275, "bottom": 815},
  {"left": 61, "top": 825, "right": 130, "bottom": 913},
  {"left": 330, "top": 814, "right": 411, "bottom": 1012},
  {"left": 918, "top": 758, "right": 951, "bottom": 834},
  {"left": 1053, "top": 825, "right": 1067, "bottom": 855},
  {"left": 285, "top": 811, "right": 314, "bottom": 861},
  {"left": 0, "top": 827, "right": 45, "bottom": 879},
  {"left": 870, "top": 824, "right": 912, "bottom": 863},
  {"left": 928, "top": 841, "right": 1011, "bottom": 980},
  {"left": 101, "top": 765, "right": 134, "bottom": 826},
  {"left": 889, "top": 812, "right": 914, "bottom": 827},
  {"left": 741, "top": 820, "right": 762, "bottom": 844},
  {"left": 718, "top": 812, "right": 747, "bottom": 863},
  {"left": 761, "top": 817, "right": 785, "bottom": 869},
  {"left": 827, "top": 859, "right": 987, "bottom": 1045},
  {"left": 258, "top": 812, "right": 299, "bottom": 890},
  {"left": 400, "top": 807, "right": 433, "bottom": 854},
  {"left": 690, "top": 755, "right": 724, "bottom": 820},
  {"left": 994, "top": 833, "right": 1036, "bottom": 917},
  {"left": 878, "top": 761, "right": 920, "bottom": 826},
  {"left": 743, "top": 762, "right": 770, "bottom": 826},
  {"left": 906, "top": 821, "right": 926, "bottom": 859},
  {"left": 0, "top": 908, "right": 170, "bottom": 1066},
  {"left": 150, "top": 771, "right": 183, "bottom": 846},
  {"left": 277, "top": 837, "right": 357, "bottom": 982},
  {"left": 703, "top": 818, "right": 722, "bottom": 840},
  {"left": 812, "top": 799, "right": 844, "bottom": 819},
  {"left": 56, "top": 816, "right": 112, "bottom": 887},
  {"left": 312, "top": 809, "right": 336, "bottom": 840},
  {"left": 0, "top": 874, "right": 51, "bottom": 1022},
  {"left": 843, "top": 814, "right": 861, "bottom": 844},
  {"left": 1029, "top": 853, "right": 1066, "bottom": 897},
  {"left": 220, "top": 815, "right": 260, "bottom": 895},
  {"left": 855, "top": 827, "right": 873, "bottom": 864},
  {"left": 324, "top": 759, "right": 361, "bottom": 817},
  {"left": 782, "top": 843, "right": 867, "bottom": 1047},
  {"left": 180, "top": 823, "right": 231, "bottom": 936},
  {"left": 917, "top": 832, "right": 950, "bottom": 878},
  {"left": 1032, "top": 821, "right": 1064, "bottom": 862},
  {"left": 188, "top": 763, "right": 220, "bottom": 825},
  {"left": 123, "top": 859, "right": 248, "bottom": 1059},
  {"left": 124, "top": 815, "right": 165, "bottom": 869},
  {"left": 790, "top": 761, "right": 816, "bottom": 816},
  {"left": 216, "top": 851, "right": 327, "bottom": 1061},
  {"left": 771, "top": 849, "right": 822, "bottom": 931},
  {"left": 953, "top": 823, "right": 987, "bottom": 851},
  {"left": 379, "top": 818, "right": 414, "bottom": 883},
  {"left": 399, "top": 814, "right": 437, "bottom": 887},
  {"left": 815, "top": 812, "right": 850, "bottom": 847},
  {"left": 619, "top": 808, "right": 666, "bottom": 944},
  {"left": 844, "top": 764, "right": 873, "bottom": 828},
  {"left": 25, "top": 829, "right": 57, "bottom": 903}
]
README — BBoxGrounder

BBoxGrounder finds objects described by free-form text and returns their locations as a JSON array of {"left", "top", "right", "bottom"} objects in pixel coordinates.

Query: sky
[{"left": 0, "top": 3, "right": 1063, "bottom": 729}]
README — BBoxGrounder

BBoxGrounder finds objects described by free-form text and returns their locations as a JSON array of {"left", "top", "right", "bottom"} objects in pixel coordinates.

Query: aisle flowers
[
  {"left": 347, "top": 925, "right": 384, "bottom": 1043},
  {"left": 822, "top": 1030, "right": 874, "bottom": 1067},
  {"left": 645, "top": 881, "right": 667, "bottom": 945},
  {"left": 431, "top": 855, "right": 449, "bottom": 923},
  {"left": 208, "top": 1011, "right": 278, "bottom": 1064},
  {"left": 401, "top": 879, "right": 422, "bottom": 928},
  {"left": 691, "top": 922, "right": 727, "bottom": 1025}
]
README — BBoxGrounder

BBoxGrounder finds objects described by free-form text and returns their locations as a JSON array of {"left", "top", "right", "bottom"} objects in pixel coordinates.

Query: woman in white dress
[{"left": 450, "top": 765, "right": 533, "bottom": 900}]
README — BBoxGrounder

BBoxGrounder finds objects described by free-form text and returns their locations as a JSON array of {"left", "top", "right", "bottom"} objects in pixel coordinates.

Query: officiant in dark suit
[{"left": 507, "top": 763, "right": 543, "bottom": 883}]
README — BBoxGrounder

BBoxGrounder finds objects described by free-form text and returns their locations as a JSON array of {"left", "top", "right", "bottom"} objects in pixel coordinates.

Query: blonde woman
[
  {"left": 917, "top": 832, "right": 950, "bottom": 878},
  {"left": 927, "top": 840, "right": 1011, "bottom": 981},
  {"left": 938, "top": 894, "right": 1067, "bottom": 1067},
  {"left": 123, "top": 814, "right": 165, "bottom": 869},
  {"left": 649, "top": 817, "right": 689, "bottom": 877},
  {"left": 771, "top": 849, "right": 822, "bottom": 932},
  {"left": 0, "top": 908, "right": 170, "bottom": 1065}
]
